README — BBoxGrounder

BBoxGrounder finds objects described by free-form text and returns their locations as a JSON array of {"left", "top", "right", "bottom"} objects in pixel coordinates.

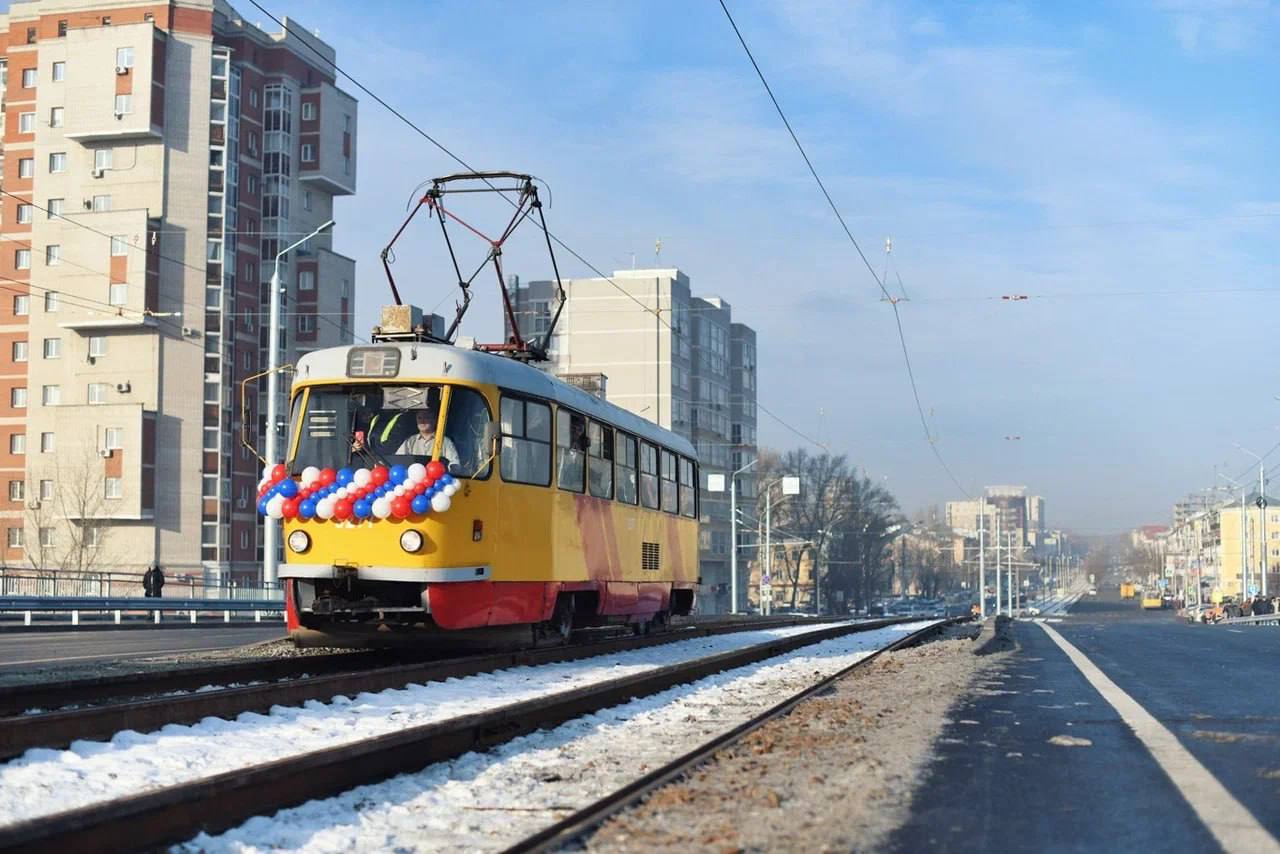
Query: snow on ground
[
  {"left": 0, "top": 622, "right": 879, "bottom": 827},
  {"left": 179, "top": 622, "right": 937, "bottom": 853}
]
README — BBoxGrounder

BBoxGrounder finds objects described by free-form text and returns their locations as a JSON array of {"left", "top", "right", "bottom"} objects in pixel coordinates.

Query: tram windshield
[{"left": 289, "top": 383, "right": 492, "bottom": 478}]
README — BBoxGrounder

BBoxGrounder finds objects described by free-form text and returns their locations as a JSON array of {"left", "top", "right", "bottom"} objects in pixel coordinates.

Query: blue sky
[{"left": 262, "top": 0, "right": 1279, "bottom": 533}]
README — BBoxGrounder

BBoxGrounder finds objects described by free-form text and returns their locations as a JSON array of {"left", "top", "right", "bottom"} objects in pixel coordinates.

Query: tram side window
[
  {"left": 556, "top": 408, "right": 587, "bottom": 493},
  {"left": 587, "top": 420, "right": 614, "bottom": 499},
  {"left": 499, "top": 396, "right": 551, "bottom": 486},
  {"left": 678, "top": 456, "right": 697, "bottom": 518},
  {"left": 639, "top": 442, "right": 659, "bottom": 510},
  {"left": 615, "top": 432, "right": 638, "bottom": 505},
  {"left": 660, "top": 449, "right": 678, "bottom": 514}
]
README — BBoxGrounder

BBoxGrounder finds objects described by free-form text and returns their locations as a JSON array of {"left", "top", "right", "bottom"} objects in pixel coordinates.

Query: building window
[
  {"left": 18, "top": 159, "right": 34, "bottom": 179},
  {"left": 11, "top": 341, "right": 26, "bottom": 363},
  {"left": 302, "top": 102, "right": 315, "bottom": 121},
  {"left": 89, "top": 336, "right": 107, "bottom": 357},
  {"left": 21, "top": 68, "right": 36, "bottom": 88},
  {"left": 13, "top": 296, "right": 28, "bottom": 316},
  {"left": 303, "top": 190, "right": 312, "bottom": 211},
  {"left": 42, "top": 385, "right": 60, "bottom": 405},
  {"left": 8, "top": 481, "right": 22, "bottom": 501},
  {"left": 47, "top": 198, "right": 63, "bottom": 218},
  {"left": 49, "top": 107, "right": 63, "bottom": 128},
  {"left": 95, "top": 149, "right": 113, "bottom": 170},
  {"left": 51, "top": 61, "right": 65, "bottom": 82},
  {"left": 57, "top": 19, "right": 67, "bottom": 37},
  {"left": 49, "top": 152, "right": 67, "bottom": 173},
  {"left": 39, "top": 527, "right": 54, "bottom": 548},
  {"left": 115, "top": 47, "right": 133, "bottom": 69},
  {"left": 298, "top": 270, "right": 315, "bottom": 291},
  {"left": 87, "top": 383, "right": 106, "bottom": 404},
  {"left": 101, "top": 15, "right": 111, "bottom": 25},
  {"left": 45, "top": 245, "right": 61, "bottom": 266},
  {"left": 14, "top": 250, "right": 30, "bottom": 270},
  {"left": 24, "top": 28, "right": 34, "bottom": 45},
  {"left": 247, "top": 175, "right": 258, "bottom": 194},
  {"left": 104, "top": 427, "right": 122, "bottom": 449},
  {"left": 38, "top": 479, "right": 53, "bottom": 501},
  {"left": 42, "top": 338, "right": 61, "bottom": 359},
  {"left": 18, "top": 112, "right": 34, "bottom": 133},
  {"left": 300, "top": 144, "right": 315, "bottom": 163},
  {"left": 297, "top": 315, "right": 315, "bottom": 333},
  {"left": 10, "top": 388, "right": 26, "bottom": 409},
  {"left": 9, "top": 434, "right": 25, "bottom": 454},
  {"left": 110, "top": 235, "right": 128, "bottom": 256},
  {"left": 114, "top": 94, "right": 132, "bottom": 116},
  {"left": 249, "top": 89, "right": 258, "bottom": 108},
  {"left": 108, "top": 283, "right": 127, "bottom": 306},
  {"left": 39, "top": 432, "right": 54, "bottom": 453},
  {"left": 104, "top": 477, "right": 122, "bottom": 499},
  {"left": 85, "top": 526, "right": 102, "bottom": 548},
  {"left": 16, "top": 204, "right": 32, "bottom": 224},
  {"left": 144, "top": 12, "right": 154, "bottom": 22},
  {"left": 44, "top": 291, "right": 59, "bottom": 312},
  {"left": 92, "top": 195, "right": 111, "bottom": 212},
  {"left": 7, "top": 528, "right": 23, "bottom": 548}
]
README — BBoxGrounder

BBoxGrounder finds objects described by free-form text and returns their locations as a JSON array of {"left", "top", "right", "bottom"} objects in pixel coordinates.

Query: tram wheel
[{"left": 549, "top": 595, "right": 575, "bottom": 643}]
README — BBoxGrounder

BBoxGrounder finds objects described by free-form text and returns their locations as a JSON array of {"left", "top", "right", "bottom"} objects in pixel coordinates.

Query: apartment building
[
  {"left": 0, "top": 0, "right": 357, "bottom": 583},
  {"left": 945, "top": 486, "right": 1047, "bottom": 553},
  {"left": 508, "top": 269, "right": 759, "bottom": 612}
]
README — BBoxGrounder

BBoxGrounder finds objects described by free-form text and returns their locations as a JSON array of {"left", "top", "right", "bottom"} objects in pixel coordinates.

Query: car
[
  {"left": 1087, "top": 587, "right": 1098, "bottom": 596},
  {"left": 1026, "top": 605, "right": 1042, "bottom": 616}
]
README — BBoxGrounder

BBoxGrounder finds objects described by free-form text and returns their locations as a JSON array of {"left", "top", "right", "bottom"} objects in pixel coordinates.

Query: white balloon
[
  {"left": 301, "top": 466, "right": 320, "bottom": 485},
  {"left": 353, "top": 468, "right": 372, "bottom": 487},
  {"left": 336, "top": 487, "right": 349, "bottom": 499},
  {"left": 430, "top": 493, "right": 452, "bottom": 513},
  {"left": 372, "top": 498, "right": 392, "bottom": 519},
  {"left": 393, "top": 485, "right": 406, "bottom": 497},
  {"left": 266, "top": 494, "right": 286, "bottom": 519},
  {"left": 443, "top": 482, "right": 459, "bottom": 497},
  {"left": 407, "top": 463, "right": 427, "bottom": 483},
  {"left": 315, "top": 499, "right": 335, "bottom": 520}
]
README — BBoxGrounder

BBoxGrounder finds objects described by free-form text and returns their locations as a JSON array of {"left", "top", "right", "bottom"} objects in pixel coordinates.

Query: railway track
[
  {"left": 0, "top": 617, "right": 920, "bottom": 852},
  {"left": 0, "top": 615, "right": 857, "bottom": 760}
]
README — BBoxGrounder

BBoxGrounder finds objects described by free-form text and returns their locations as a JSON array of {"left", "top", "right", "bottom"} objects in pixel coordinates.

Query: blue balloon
[
  {"left": 257, "top": 498, "right": 269, "bottom": 515},
  {"left": 278, "top": 479, "right": 299, "bottom": 499},
  {"left": 389, "top": 464, "right": 408, "bottom": 485},
  {"left": 298, "top": 499, "right": 316, "bottom": 520},
  {"left": 353, "top": 499, "right": 372, "bottom": 519},
  {"left": 411, "top": 494, "right": 430, "bottom": 515},
  {"left": 325, "top": 484, "right": 338, "bottom": 496},
  {"left": 441, "top": 474, "right": 455, "bottom": 487},
  {"left": 336, "top": 467, "right": 354, "bottom": 486}
]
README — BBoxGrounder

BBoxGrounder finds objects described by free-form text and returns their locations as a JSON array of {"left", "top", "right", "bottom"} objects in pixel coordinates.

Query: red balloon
[
  {"left": 281, "top": 498, "right": 300, "bottom": 519},
  {"left": 426, "top": 461, "right": 445, "bottom": 481},
  {"left": 390, "top": 497, "right": 411, "bottom": 519},
  {"left": 333, "top": 499, "right": 353, "bottom": 521},
  {"left": 318, "top": 468, "right": 337, "bottom": 486},
  {"left": 414, "top": 482, "right": 427, "bottom": 496},
  {"left": 271, "top": 464, "right": 287, "bottom": 481},
  {"left": 371, "top": 466, "right": 389, "bottom": 485}
]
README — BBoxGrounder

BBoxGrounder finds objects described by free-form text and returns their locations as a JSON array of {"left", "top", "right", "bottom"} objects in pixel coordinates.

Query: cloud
[{"left": 1152, "top": 0, "right": 1279, "bottom": 54}]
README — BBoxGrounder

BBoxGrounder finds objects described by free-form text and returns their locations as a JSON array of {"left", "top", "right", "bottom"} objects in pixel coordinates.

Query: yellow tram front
[{"left": 261, "top": 341, "right": 700, "bottom": 647}]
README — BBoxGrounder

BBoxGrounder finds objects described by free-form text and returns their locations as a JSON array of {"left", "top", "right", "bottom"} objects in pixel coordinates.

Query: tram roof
[{"left": 294, "top": 342, "right": 697, "bottom": 458}]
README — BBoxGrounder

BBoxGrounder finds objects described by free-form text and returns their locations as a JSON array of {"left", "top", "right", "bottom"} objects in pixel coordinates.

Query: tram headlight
[
  {"left": 400, "top": 530, "right": 424, "bottom": 553},
  {"left": 287, "top": 530, "right": 311, "bottom": 554}
]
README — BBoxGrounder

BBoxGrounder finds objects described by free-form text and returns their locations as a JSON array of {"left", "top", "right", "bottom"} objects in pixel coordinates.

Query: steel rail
[
  {"left": 0, "top": 616, "right": 880, "bottom": 759},
  {"left": 0, "top": 618, "right": 911, "bottom": 853},
  {"left": 505, "top": 617, "right": 964, "bottom": 853}
]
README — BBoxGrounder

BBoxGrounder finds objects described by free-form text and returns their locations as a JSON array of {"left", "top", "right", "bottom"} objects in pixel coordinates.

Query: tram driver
[{"left": 352, "top": 395, "right": 459, "bottom": 467}]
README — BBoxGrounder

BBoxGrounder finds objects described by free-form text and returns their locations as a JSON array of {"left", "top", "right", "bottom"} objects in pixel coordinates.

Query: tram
[{"left": 256, "top": 314, "right": 700, "bottom": 647}]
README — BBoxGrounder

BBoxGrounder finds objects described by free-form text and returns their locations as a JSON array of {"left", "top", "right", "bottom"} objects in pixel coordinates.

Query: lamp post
[
  {"left": 1234, "top": 444, "right": 1268, "bottom": 598},
  {"left": 760, "top": 476, "right": 800, "bottom": 615},
  {"left": 263, "top": 219, "right": 334, "bottom": 587}
]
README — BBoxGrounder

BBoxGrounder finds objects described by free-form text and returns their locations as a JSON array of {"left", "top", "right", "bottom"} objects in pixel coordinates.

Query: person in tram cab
[{"left": 395, "top": 407, "right": 460, "bottom": 462}]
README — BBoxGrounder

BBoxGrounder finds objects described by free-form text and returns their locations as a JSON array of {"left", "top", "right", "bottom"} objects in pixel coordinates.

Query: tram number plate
[{"left": 347, "top": 347, "right": 401, "bottom": 378}]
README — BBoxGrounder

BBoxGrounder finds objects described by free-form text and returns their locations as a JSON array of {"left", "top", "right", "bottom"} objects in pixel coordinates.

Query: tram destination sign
[{"left": 347, "top": 347, "right": 401, "bottom": 378}]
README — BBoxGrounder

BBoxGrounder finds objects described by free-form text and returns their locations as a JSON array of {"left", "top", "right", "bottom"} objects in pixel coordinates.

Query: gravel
[{"left": 586, "top": 623, "right": 1007, "bottom": 853}]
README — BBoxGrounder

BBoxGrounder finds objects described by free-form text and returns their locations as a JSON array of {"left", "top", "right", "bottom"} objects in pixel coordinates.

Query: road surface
[
  {"left": 891, "top": 592, "right": 1280, "bottom": 852},
  {"left": 0, "top": 625, "right": 285, "bottom": 672}
]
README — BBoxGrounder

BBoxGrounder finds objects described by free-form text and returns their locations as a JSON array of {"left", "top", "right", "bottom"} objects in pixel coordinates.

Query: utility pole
[
  {"left": 1260, "top": 462, "right": 1269, "bottom": 598},
  {"left": 726, "top": 458, "right": 758, "bottom": 614},
  {"left": 995, "top": 512, "right": 1002, "bottom": 617}
]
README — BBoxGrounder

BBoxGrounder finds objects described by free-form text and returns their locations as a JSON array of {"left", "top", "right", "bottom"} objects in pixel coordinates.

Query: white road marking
[{"left": 1039, "top": 622, "right": 1280, "bottom": 854}]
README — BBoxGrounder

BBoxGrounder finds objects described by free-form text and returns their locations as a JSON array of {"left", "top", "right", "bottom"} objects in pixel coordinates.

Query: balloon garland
[{"left": 256, "top": 461, "right": 460, "bottom": 522}]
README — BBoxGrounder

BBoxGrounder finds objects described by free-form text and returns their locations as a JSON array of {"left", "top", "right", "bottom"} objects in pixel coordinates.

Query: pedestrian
[
  {"left": 142, "top": 565, "right": 156, "bottom": 598},
  {"left": 151, "top": 565, "right": 165, "bottom": 598}
]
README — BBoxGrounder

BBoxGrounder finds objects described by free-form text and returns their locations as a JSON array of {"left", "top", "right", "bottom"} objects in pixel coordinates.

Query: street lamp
[
  {"left": 1234, "top": 443, "right": 1268, "bottom": 598},
  {"left": 761, "top": 476, "right": 800, "bottom": 615},
  {"left": 263, "top": 219, "right": 335, "bottom": 587},
  {"left": 708, "top": 457, "right": 758, "bottom": 614}
]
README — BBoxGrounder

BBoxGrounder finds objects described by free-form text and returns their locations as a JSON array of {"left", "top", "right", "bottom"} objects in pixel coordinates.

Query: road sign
[
  {"left": 1249, "top": 585, "right": 1260, "bottom": 596},
  {"left": 1164, "top": 567, "right": 1174, "bottom": 577},
  {"left": 1157, "top": 578, "right": 1168, "bottom": 589}
]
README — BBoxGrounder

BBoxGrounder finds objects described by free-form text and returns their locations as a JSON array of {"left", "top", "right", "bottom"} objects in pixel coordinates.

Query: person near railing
[{"left": 143, "top": 565, "right": 165, "bottom": 598}]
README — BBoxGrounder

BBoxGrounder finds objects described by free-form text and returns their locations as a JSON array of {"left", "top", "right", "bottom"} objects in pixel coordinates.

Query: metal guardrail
[
  {"left": 0, "top": 595, "right": 284, "bottom": 626},
  {"left": 0, "top": 569, "right": 283, "bottom": 601},
  {"left": 1220, "top": 613, "right": 1280, "bottom": 626}
]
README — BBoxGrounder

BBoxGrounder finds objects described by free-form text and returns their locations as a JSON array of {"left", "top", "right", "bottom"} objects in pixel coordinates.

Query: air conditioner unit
[
  {"left": 98, "top": 448, "right": 112, "bottom": 458},
  {"left": 114, "top": 112, "right": 124, "bottom": 121},
  {"left": 27, "top": 500, "right": 40, "bottom": 510},
  {"left": 181, "top": 325, "right": 196, "bottom": 337},
  {"left": 115, "top": 381, "right": 131, "bottom": 393},
  {"left": 115, "top": 65, "right": 130, "bottom": 75},
  {"left": 91, "top": 168, "right": 104, "bottom": 178}
]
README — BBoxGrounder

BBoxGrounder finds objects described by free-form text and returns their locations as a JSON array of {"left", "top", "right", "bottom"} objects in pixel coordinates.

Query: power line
[{"left": 717, "top": 0, "right": 969, "bottom": 496}]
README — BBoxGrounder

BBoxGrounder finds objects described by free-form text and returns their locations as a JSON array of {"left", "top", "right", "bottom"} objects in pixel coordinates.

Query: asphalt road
[
  {"left": 891, "top": 592, "right": 1280, "bottom": 853},
  {"left": 0, "top": 625, "right": 286, "bottom": 672}
]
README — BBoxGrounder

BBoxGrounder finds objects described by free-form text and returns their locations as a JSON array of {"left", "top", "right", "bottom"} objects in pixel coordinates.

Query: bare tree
[{"left": 27, "top": 446, "right": 115, "bottom": 574}]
